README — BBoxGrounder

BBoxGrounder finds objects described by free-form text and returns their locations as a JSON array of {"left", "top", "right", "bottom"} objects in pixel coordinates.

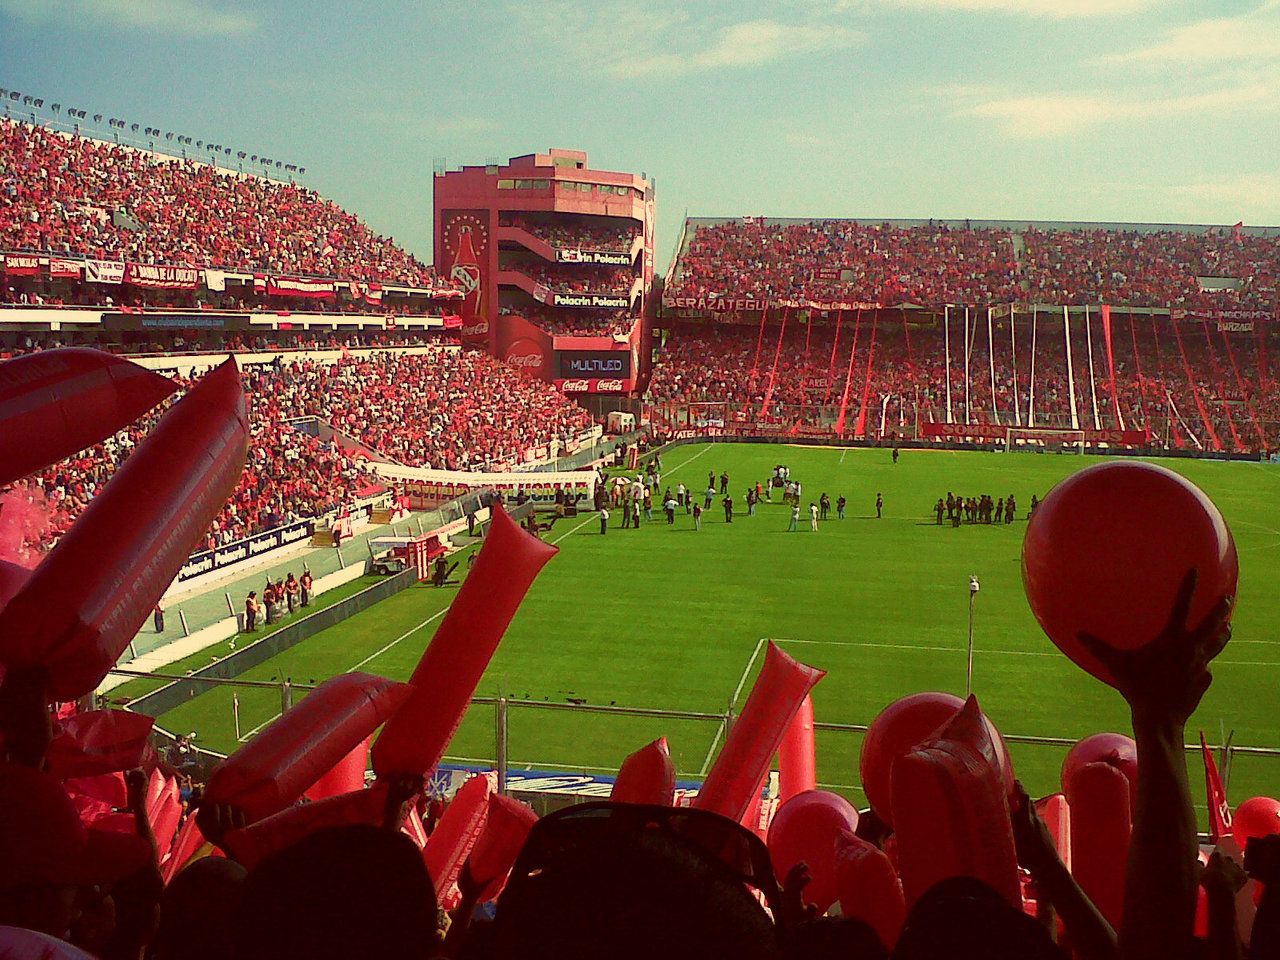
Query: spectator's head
[
  {"left": 154, "top": 857, "right": 246, "bottom": 960},
  {"left": 894, "top": 876, "right": 1062, "bottom": 960},
  {"left": 781, "top": 916, "right": 889, "bottom": 960},
  {"left": 233, "top": 825, "right": 438, "bottom": 960},
  {"left": 487, "top": 816, "right": 780, "bottom": 960},
  {"left": 0, "top": 763, "right": 152, "bottom": 940}
]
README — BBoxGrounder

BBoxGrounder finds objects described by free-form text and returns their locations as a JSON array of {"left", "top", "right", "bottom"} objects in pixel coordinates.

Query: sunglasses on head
[{"left": 505, "top": 801, "right": 785, "bottom": 917}]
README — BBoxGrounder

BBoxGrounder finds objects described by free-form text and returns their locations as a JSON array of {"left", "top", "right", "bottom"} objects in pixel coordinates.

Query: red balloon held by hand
[
  {"left": 1022, "top": 461, "right": 1237, "bottom": 687},
  {"left": 1233, "top": 797, "right": 1280, "bottom": 848}
]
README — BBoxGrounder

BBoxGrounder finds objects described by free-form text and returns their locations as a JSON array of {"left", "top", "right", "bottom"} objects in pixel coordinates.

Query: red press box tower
[{"left": 433, "top": 149, "right": 655, "bottom": 403}]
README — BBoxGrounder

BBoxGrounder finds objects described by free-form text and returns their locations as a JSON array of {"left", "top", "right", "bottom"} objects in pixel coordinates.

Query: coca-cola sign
[
  {"left": 595, "top": 379, "right": 625, "bottom": 392},
  {"left": 554, "top": 378, "right": 634, "bottom": 395},
  {"left": 561, "top": 379, "right": 591, "bottom": 393},
  {"left": 461, "top": 320, "right": 489, "bottom": 338}
]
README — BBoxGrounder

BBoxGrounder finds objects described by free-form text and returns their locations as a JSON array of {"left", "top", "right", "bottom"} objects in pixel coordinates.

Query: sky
[{"left": 3, "top": 0, "right": 1279, "bottom": 270}]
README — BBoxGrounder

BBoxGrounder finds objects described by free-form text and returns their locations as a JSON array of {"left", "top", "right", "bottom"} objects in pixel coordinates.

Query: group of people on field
[
  {"left": 934, "top": 492, "right": 1019, "bottom": 528},
  {"left": 243, "top": 569, "right": 313, "bottom": 631}
]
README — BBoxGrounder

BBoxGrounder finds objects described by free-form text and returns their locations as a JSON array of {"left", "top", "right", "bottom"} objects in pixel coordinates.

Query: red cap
[{"left": 0, "top": 763, "right": 153, "bottom": 891}]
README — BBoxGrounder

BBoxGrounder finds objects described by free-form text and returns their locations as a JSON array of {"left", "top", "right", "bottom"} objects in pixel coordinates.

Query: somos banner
[
  {"left": 177, "top": 518, "right": 315, "bottom": 583},
  {"left": 556, "top": 249, "right": 633, "bottom": 266}
]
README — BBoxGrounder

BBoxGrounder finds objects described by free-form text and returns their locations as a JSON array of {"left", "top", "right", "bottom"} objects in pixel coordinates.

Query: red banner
[
  {"left": 266, "top": 276, "right": 335, "bottom": 299},
  {"left": 2, "top": 255, "right": 41, "bottom": 276},
  {"left": 48, "top": 258, "right": 83, "bottom": 279},
  {"left": 123, "top": 263, "right": 199, "bottom": 289}
]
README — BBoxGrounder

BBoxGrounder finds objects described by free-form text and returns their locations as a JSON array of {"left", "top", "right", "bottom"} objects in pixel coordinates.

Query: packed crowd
[
  {"left": 3, "top": 344, "right": 594, "bottom": 559},
  {"left": 508, "top": 306, "right": 635, "bottom": 339},
  {"left": 0, "top": 117, "right": 442, "bottom": 285},
  {"left": 511, "top": 259, "right": 636, "bottom": 294},
  {"left": 647, "top": 314, "right": 1280, "bottom": 453},
  {"left": 0, "top": 329, "right": 455, "bottom": 360},
  {"left": 667, "top": 219, "right": 1280, "bottom": 310},
  {"left": 502, "top": 214, "right": 637, "bottom": 252}
]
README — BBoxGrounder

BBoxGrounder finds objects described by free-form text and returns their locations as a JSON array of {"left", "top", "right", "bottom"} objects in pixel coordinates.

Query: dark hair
[
  {"left": 233, "top": 825, "right": 438, "bottom": 960},
  {"left": 155, "top": 857, "right": 246, "bottom": 960},
  {"left": 781, "top": 916, "right": 888, "bottom": 960},
  {"left": 895, "top": 877, "right": 1063, "bottom": 960}
]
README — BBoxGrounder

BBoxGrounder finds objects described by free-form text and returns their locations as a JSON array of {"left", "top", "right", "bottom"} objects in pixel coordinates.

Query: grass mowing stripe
[{"left": 351, "top": 607, "right": 449, "bottom": 671}]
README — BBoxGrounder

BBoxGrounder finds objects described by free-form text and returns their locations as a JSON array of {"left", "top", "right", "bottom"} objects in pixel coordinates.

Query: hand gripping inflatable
[
  {"left": 1062, "top": 732, "right": 1138, "bottom": 818},
  {"left": 0, "top": 926, "right": 98, "bottom": 960},
  {"left": 0, "top": 348, "right": 176, "bottom": 488},
  {"left": 767, "top": 789, "right": 859, "bottom": 914},
  {"left": 1234, "top": 797, "right": 1280, "bottom": 848},
  {"left": 1022, "top": 461, "right": 1237, "bottom": 687},
  {"left": 611, "top": 737, "right": 676, "bottom": 806},
  {"left": 44, "top": 710, "right": 157, "bottom": 778},
  {"left": 304, "top": 734, "right": 371, "bottom": 801},
  {"left": 0, "top": 359, "right": 248, "bottom": 702},
  {"left": 204, "top": 672, "right": 410, "bottom": 822},
  {"left": 861, "top": 691, "right": 1014, "bottom": 828},
  {"left": 467, "top": 794, "right": 540, "bottom": 901},
  {"left": 694, "top": 642, "right": 824, "bottom": 823},
  {"left": 223, "top": 783, "right": 390, "bottom": 870},
  {"left": 891, "top": 695, "right": 1020, "bottom": 909},
  {"left": 835, "top": 828, "right": 906, "bottom": 949},
  {"left": 1064, "top": 760, "right": 1131, "bottom": 928},
  {"left": 422, "top": 773, "right": 494, "bottom": 904},
  {"left": 372, "top": 507, "right": 557, "bottom": 778},
  {"left": 779, "top": 694, "right": 817, "bottom": 803}
]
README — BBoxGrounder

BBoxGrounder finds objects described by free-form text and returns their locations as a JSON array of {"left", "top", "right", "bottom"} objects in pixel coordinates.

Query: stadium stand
[{"left": 504, "top": 214, "right": 637, "bottom": 253}]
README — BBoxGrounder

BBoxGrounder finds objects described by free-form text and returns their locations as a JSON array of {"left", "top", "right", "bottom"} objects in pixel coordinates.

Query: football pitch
[{"left": 138, "top": 443, "right": 1280, "bottom": 810}]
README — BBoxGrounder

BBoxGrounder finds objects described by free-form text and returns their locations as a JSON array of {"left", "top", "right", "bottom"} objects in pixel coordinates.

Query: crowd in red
[
  {"left": 668, "top": 219, "right": 1280, "bottom": 310},
  {"left": 648, "top": 313, "right": 1280, "bottom": 453},
  {"left": 512, "top": 260, "right": 636, "bottom": 294},
  {"left": 0, "top": 118, "right": 443, "bottom": 286},
  {"left": 508, "top": 306, "right": 635, "bottom": 339},
  {"left": 503, "top": 214, "right": 636, "bottom": 252}
]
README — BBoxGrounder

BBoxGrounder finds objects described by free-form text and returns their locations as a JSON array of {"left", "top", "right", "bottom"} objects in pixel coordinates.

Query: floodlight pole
[{"left": 967, "top": 576, "right": 980, "bottom": 696}]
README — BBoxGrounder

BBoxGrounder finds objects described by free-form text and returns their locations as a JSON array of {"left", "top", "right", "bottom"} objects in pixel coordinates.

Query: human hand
[
  {"left": 125, "top": 768, "right": 148, "bottom": 813},
  {"left": 1245, "top": 835, "right": 1280, "bottom": 885},
  {"left": 381, "top": 772, "right": 424, "bottom": 831},
  {"left": 776, "top": 861, "right": 819, "bottom": 930},
  {"left": 195, "top": 800, "right": 246, "bottom": 851},
  {"left": 1078, "top": 569, "right": 1231, "bottom": 725},
  {"left": 1200, "top": 849, "right": 1248, "bottom": 897},
  {"left": 1010, "top": 781, "right": 1060, "bottom": 876}
]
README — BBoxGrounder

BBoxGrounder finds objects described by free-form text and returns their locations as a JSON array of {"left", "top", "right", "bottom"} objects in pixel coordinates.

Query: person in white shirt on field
[{"left": 809, "top": 502, "right": 819, "bottom": 532}]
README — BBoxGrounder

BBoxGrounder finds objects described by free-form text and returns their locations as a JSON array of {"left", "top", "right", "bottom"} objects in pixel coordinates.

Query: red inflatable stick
[
  {"left": 891, "top": 696, "right": 1020, "bottom": 909},
  {"left": 1023, "top": 461, "right": 1237, "bottom": 686},
  {"left": 161, "top": 817, "right": 208, "bottom": 884},
  {"left": 468, "top": 794, "right": 540, "bottom": 901},
  {"left": 0, "top": 359, "right": 248, "bottom": 702},
  {"left": 611, "top": 737, "right": 676, "bottom": 806},
  {"left": 1064, "top": 760, "right": 1131, "bottom": 928},
  {"left": 779, "top": 694, "right": 817, "bottom": 803},
  {"left": 304, "top": 734, "right": 371, "bottom": 801},
  {"left": 422, "top": 774, "right": 494, "bottom": 905},
  {"left": 401, "top": 808, "right": 428, "bottom": 851},
  {"left": 1034, "top": 793, "right": 1072, "bottom": 872},
  {"left": 1062, "top": 732, "right": 1138, "bottom": 818},
  {"left": 372, "top": 508, "right": 557, "bottom": 778},
  {"left": 0, "top": 347, "right": 176, "bottom": 488},
  {"left": 861, "top": 692, "right": 1014, "bottom": 827},
  {"left": 767, "top": 790, "right": 859, "bottom": 914},
  {"left": 149, "top": 775, "right": 183, "bottom": 856},
  {"left": 223, "top": 784, "right": 390, "bottom": 870},
  {"left": 835, "top": 829, "right": 906, "bottom": 950},
  {"left": 694, "top": 643, "right": 824, "bottom": 823},
  {"left": 204, "top": 672, "right": 410, "bottom": 822},
  {"left": 63, "top": 772, "right": 128, "bottom": 809},
  {"left": 44, "top": 710, "right": 156, "bottom": 778}
]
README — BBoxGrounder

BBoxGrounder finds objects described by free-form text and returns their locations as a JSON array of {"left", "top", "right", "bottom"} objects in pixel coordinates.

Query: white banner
[{"left": 84, "top": 260, "right": 125, "bottom": 284}]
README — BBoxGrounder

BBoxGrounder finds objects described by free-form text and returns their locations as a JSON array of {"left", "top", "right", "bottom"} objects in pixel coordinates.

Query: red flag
[
  {"left": 1201, "top": 732, "right": 1232, "bottom": 843},
  {"left": 1233, "top": 221, "right": 1244, "bottom": 244}
]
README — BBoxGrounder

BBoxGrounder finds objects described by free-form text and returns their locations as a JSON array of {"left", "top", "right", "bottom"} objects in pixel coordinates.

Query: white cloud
[
  {"left": 849, "top": 0, "right": 1157, "bottom": 17},
  {"left": 1099, "top": 1, "right": 1280, "bottom": 64},
  {"left": 609, "top": 19, "right": 864, "bottom": 78},
  {"left": 0, "top": 0, "right": 257, "bottom": 35},
  {"left": 954, "top": 83, "right": 1274, "bottom": 138}
]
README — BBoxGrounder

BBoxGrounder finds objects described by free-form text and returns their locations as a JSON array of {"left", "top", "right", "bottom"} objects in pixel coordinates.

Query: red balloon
[
  {"left": 767, "top": 790, "right": 859, "bottom": 914},
  {"left": 860, "top": 692, "right": 1013, "bottom": 826},
  {"left": 0, "top": 560, "right": 30, "bottom": 613},
  {"left": 1022, "top": 461, "right": 1238, "bottom": 686},
  {"left": 1233, "top": 797, "right": 1280, "bottom": 847},
  {"left": 611, "top": 737, "right": 676, "bottom": 806},
  {"left": 1062, "top": 733, "right": 1138, "bottom": 817}
]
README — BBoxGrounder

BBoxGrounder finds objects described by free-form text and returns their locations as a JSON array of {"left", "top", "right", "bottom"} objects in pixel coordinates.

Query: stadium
[{"left": 3, "top": 9, "right": 1280, "bottom": 954}]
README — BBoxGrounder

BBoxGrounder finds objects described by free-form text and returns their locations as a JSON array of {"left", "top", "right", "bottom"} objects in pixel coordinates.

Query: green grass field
[{"left": 140, "top": 443, "right": 1280, "bottom": 811}]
